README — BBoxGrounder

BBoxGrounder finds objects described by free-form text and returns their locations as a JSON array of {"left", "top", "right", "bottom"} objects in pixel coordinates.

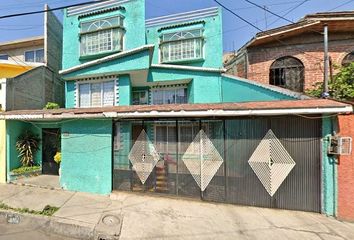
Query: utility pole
[
  {"left": 322, "top": 24, "right": 329, "bottom": 98},
  {"left": 263, "top": 5, "right": 268, "bottom": 30}
]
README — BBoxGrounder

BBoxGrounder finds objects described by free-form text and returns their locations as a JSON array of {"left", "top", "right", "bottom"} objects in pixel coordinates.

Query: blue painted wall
[{"left": 60, "top": 119, "right": 112, "bottom": 194}]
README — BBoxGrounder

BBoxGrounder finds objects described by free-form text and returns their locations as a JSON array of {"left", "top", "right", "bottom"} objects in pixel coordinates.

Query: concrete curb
[
  {"left": 0, "top": 210, "right": 94, "bottom": 239},
  {"left": 9, "top": 181, "right": 63, "bottom": 191}
]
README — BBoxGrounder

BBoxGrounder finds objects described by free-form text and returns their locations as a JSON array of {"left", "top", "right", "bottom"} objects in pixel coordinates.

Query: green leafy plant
[
  {"left": 307, "top": 63, "right": 354, "bottom": 101},
  {"left": 0, "top": 202, "right": 59, "bottom": 216},
  {"left": 44, "top": 102, "right": 60, "bottom": 109},
  {"left": 12, "top": 166, "right": 41, "bottom": 175},
  {"left": 16, "top": 131, "right": 41, "bottom": 167}
]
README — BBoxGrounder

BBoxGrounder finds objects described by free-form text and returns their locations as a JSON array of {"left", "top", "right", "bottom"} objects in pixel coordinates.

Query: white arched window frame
[
  {"left": 80, "top": 16, "right": 124, "bottom": 56},
  {"left": 160, "top": 29, "right": 203, "bottom": 63}
]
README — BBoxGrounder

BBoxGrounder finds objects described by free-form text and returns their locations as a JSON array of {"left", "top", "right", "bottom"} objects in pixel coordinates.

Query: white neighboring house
[{"left": 0, "top": 6, "right": 64, "bottom": 111}]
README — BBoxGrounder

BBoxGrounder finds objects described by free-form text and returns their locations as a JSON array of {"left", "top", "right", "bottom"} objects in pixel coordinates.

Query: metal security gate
[{"left": 113, "top": 116, "right": 321, "bottom": 212}]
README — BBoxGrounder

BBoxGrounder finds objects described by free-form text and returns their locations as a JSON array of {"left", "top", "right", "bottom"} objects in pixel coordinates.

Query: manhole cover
[{"left": 102, "top": 215, "right": 120, "bottom": 226}]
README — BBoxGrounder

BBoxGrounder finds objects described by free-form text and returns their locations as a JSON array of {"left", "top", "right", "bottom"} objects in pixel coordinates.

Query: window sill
[
  {"left": 80, "top": 50, "right": 122, "bottom": 61},
  {"left": 161, "top": 58, "right": 204, "bottom": 64}
]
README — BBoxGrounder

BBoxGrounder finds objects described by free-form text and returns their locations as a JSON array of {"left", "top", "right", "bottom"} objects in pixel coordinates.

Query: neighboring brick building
[
  {"left": 225, "top": 11, "right": 354, "bottom": 92},
  {"left": 337, "top": 113, "right": 354, "bottom": 222}
]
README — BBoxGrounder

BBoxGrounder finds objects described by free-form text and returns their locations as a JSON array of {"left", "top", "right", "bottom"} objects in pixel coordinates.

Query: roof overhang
[
  {"left": 60, "top": 45, "right": 155, "bottom": 79},
  {"left": 0, "top": 36, "right": 44, "bottom": 51},
  {"left": 1, "top": 99, "right": 351, "bottom": 121}
]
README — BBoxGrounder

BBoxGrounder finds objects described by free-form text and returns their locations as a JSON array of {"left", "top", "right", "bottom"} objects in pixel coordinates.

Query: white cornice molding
[
  {"left": 60, "top": 44, "right": 154, "bottom": 75},
  {"left": 151, "top": 64, "right": 226, "bottom": 73},
  {"left": 67, "top": 0, "right": 131, "bottom": 17}
]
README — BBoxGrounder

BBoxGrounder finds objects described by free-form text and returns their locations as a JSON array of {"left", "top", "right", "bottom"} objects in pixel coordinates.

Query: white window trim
[
  {"left": 24, "top": 48, "right": 45, "bottom": 63},
  {"left": 80, "top": 16, "right": 124, "bottom": 57},
  {"left": 75, "top": 78, "right": 117, "bottom": 108},
  {"left": 151, "top": 86, "right": 188, "bottom": 105},
  {"left": 159, "top": 28, "right": 204, "bottom": 64}
]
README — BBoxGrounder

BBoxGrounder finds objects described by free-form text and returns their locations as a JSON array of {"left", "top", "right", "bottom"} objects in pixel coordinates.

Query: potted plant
[
  {"left": 16, "top": 130, "right": 40, "bottom": 167},
  {"left": 54, "top": 152, "right": 62, "bottom": 176}
]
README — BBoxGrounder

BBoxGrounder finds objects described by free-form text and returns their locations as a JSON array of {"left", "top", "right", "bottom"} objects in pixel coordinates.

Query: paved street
[
  {"left": 1, "top": 182, "right": 354, "bottom": 239},
  {"left": 0, "top": 218, "right": 77, "bottom": 240}
]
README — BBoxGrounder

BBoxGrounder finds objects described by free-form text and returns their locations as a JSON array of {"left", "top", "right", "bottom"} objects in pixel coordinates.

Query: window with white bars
[
  {"left": 152, "top": 87, "right": 187, "bottom": 105},
  {"left": 78, "top": 80, "right": 115, "bottom": 108},
  {"left": 80, "top": 16, "right": 124, "bottom": 56},
  {"left": 160, "top": 29, "right": 203, "bottom": 63}
]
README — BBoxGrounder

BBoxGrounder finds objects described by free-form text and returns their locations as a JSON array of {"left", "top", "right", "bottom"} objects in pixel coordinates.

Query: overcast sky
[{"left": 0, "top": 0, "right": 353, "bottom": 52}]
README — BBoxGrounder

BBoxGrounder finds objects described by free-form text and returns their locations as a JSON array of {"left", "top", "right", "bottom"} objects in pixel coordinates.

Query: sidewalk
[{"left": 1, "top": 183, "right": 354, "bottom": 240}]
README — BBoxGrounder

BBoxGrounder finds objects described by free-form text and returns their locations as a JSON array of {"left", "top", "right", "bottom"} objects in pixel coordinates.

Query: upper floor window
[
  {"left": 342, "top": 52, "right": 354, "bottom": 67},
  {"left": 269, "top": 56, "right": 304, "bottom": 92},
  {"left": 132, "top": 90, "right": 148, "bottom": 105},
  {"left": 0, "top": 54, "right": 8, "bottom": 60},
  {"left": 160, "top": 29, "right": 203, "bottom": 63},
  {"left": 152, "top": 87, "right": 187, "bottom": 105},
  {"left": 78, "top": 80, "right": 115, "bottom": 108},
  {"left": 80, "top": 16, "right": 124, "bottom": 57},
  {"left": 25, "top": 49, "right": 44, "bottom": 63}
]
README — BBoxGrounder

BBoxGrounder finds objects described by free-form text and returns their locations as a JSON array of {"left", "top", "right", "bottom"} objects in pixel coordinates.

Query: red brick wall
[
  {"left": 239, "top": 32, "right": 354, "bottom": 91},
  {"left": 337, "top": 114, "right": 354, "bottom": 222}
]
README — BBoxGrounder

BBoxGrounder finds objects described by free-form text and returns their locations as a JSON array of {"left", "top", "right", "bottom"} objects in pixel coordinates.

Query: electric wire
[{"left": 213, "top": 0, "right": 323, "bottom": 61}]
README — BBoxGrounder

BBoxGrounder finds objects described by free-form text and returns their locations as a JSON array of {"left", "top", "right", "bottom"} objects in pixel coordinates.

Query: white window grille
[
  {"left": 78, "top": 80, "right": 115, "bottom": 107},
  {"left": 152, "top": 87, "right": 187, "bottom": 105},
  {"left": 160, "top": 29, "right": 203, "bottom": 63},
  {"left": 80, "top": 16, "right": 124, "bottom": 56},
  {"left": 114, "top": 122, "right": 121, "bottom": 150}
]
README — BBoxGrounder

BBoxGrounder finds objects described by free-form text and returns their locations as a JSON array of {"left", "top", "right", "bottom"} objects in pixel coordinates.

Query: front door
[{"left": 42, "top": 128, "right": 61, "bottom": 175}]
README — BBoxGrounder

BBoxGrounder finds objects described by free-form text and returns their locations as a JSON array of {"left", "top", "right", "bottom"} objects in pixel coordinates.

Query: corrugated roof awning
[{"left": 0, "top": 99, "right": 352, "bottom": 120}]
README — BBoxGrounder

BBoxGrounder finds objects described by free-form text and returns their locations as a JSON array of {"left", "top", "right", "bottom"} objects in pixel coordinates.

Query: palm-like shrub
[{"left": 16, "top": 131, "right": 41, "bottom": 167}]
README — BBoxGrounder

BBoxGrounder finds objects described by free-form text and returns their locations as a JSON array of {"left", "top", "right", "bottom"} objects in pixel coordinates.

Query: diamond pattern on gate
[
  {"left": 248, "top": 129, "right": 296, "bottom": 197},
  {"left": 128, "top": 129, "right": 160, "bottom": 184},
  {"left": 182, "top": 129, "right": 224, "bottom": 191}
]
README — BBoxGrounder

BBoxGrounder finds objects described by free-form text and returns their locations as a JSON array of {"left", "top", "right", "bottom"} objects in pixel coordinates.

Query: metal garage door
[{"left": 113, "top": 116, "right": 321, "bottom": 212}]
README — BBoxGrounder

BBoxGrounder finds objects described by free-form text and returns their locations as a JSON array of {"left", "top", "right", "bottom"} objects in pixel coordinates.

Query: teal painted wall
[
  {"left": 119, "top": 75, "right": 132, "bottom": 106},
  {"left": 62, "top": 0, "right": 146, "bottom": 70},
  {"left": 60, "top": 119, "right": 112, "bottom": 194},
  {"left": 148, "top": 67, "right": 223, "bottom": 103},
  {"left": 6, "top": 121, "right": 46, "bottom": 179},
  {"left": 62, "top": 49, "right": 151, "bottom": 79},
  {"left": 321, "top": 117, "right": 338, "bottom": 216},
  {"left": 65, "top": 81, "right": 76, "bottom": 108},
  {"left": 146, "top": 8, "right": 223, "bottom": 68},
  {"left": 147, "top": 69, "right": 295, "bottom": 103},
  {"left": 221, "top": 75, "right": 295, "bottom": 102}
]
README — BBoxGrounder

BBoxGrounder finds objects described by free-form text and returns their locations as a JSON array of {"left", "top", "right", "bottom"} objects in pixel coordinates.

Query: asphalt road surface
[{"left": 0, "top": 222, "right": 78, "bottom": 240}]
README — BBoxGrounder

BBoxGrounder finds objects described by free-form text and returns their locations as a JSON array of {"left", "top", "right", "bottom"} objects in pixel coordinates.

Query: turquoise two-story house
[{"left": 3, "top": 0, "right": 352, "bottom": 216}]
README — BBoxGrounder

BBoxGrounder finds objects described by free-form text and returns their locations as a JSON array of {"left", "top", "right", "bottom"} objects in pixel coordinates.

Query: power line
[
  {"left": 231, "top": 0, "right": 311, "bottom": 11},
  {"left": 244, "top": 0, "right": 294, "bottom": 24},
  {"left": 244, "top": 0, "right": 323, "bottom": 36},
  {"left": 329, "top": 0, "right": 354, "bottom": 11},
  {"left": 268, "top": 0, "right": 309, "bottom": 27},
  {"left": 0, "top": 0, "right": 111, "bottom": 20},
  {"left": 213, "top": 0, "right": 323, "bottom": 61}
]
